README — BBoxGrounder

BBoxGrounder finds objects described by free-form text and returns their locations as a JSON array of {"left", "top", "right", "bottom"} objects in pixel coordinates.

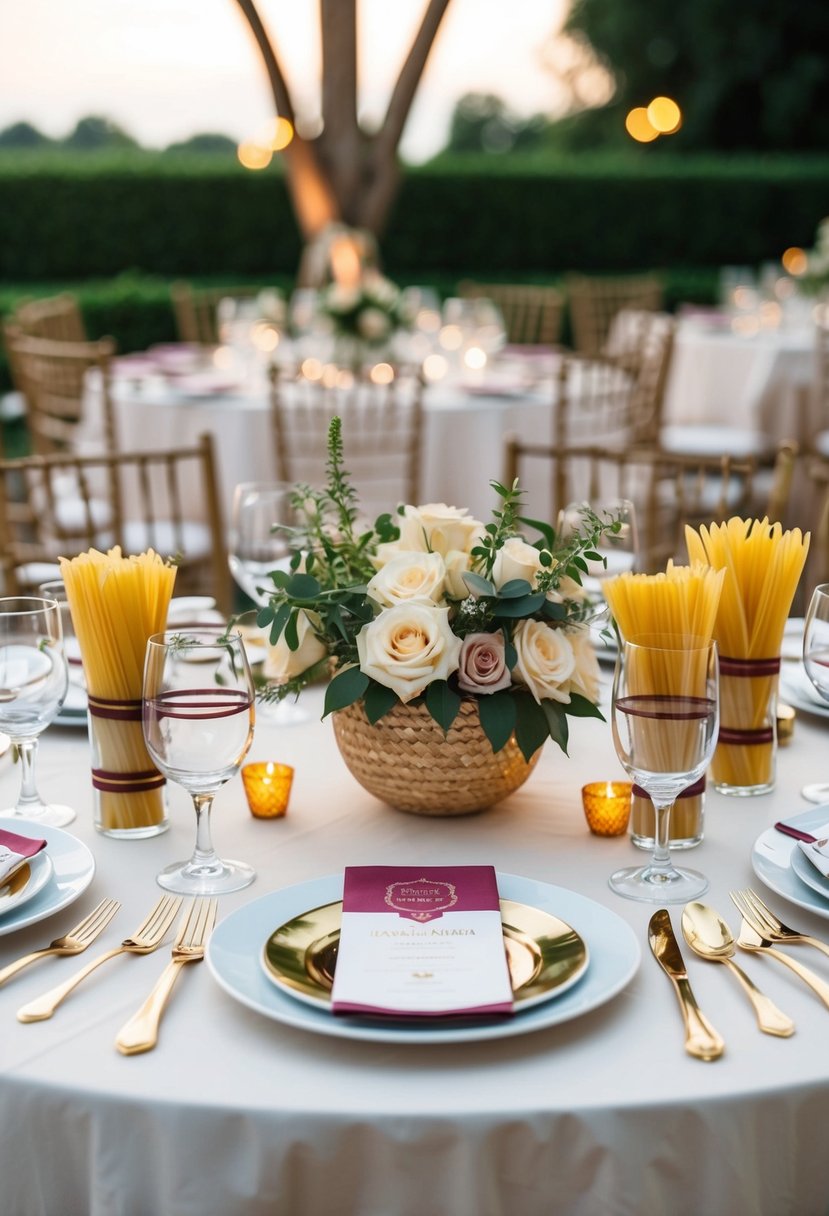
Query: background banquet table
[{"left": 3, "top": 671, "right": 829, "bottom": 1215}]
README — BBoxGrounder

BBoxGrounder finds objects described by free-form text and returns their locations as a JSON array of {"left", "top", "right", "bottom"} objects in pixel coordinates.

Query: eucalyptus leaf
[
  {"left": 478, "top": 691, "right": 516, "bottom": 753},
  {"left": 462, "top": 571, "right": 496, "bottom": 597},
  {"left": 323, "top": 666, "right": 370, "bottom": 717},
  {"left": 493, "top": 592, "right": 546, "bottom": 618},
  {"left": 268, "top": 602, "right": 292, "bottom": 645},
  {"left": 284, "top": 608, "right": 300, "bottom": 651},
  {"left": 425, "top": 680, "right": 461, "bottom": 735},
  {"left": 286, "top": 573, "right": 321, "bottom": 599},
  {"left": 514, "top": 694, "right": 549, "bottom": 762},
  {"left": 496, "top": 578, "right": 533, "bottom": 599}
]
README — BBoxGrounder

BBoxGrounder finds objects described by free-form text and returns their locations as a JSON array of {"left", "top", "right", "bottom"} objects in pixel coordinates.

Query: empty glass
[
  {"left": 0, "top": 596, "right": 73, "bottom": 826},
  {"left": 610, "top": 637, "right": 718, "bottom": 902},
  {"left": 143, "top": 627, "right": 255, "bottom": 894}
]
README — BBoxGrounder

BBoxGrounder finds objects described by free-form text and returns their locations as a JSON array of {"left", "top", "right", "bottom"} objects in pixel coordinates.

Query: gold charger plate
[{"left": 262, "top": 898, "right": 589, "bottom": 1014}]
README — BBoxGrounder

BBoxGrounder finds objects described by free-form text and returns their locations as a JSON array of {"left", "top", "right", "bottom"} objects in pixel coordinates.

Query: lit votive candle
[
  {"left": 242, "top": 762, "right": 294, "bottom": 819},
  {"left": 582, "top": 781, "right": 633, "bottom": 837}
]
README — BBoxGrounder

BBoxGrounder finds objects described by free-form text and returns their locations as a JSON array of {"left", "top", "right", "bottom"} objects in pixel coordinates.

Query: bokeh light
[
  {"left": 625, "top": 108, "right": 659, "bottom": 143},
  {"left": 237, "top": 140, "right": 272, "bottom": 170},
  {"left": 782, "top": 246, "right": 808, "bottom": 276},
  {"left": 647, "top": 96, "right": 681, "bottom": 134},
  {"left": 269, "top": 116, "right": 294, "bottom": 152}
]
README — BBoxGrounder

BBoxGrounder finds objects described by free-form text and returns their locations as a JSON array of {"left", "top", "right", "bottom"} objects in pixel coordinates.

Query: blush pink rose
[{"left": 456, "top": 632, "right": 512, "bottom": 694}]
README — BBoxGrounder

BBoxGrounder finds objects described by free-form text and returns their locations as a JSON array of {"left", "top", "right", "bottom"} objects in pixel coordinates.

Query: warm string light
[{"left": 625, "top": 96, "right": 682, "bottom": 143}]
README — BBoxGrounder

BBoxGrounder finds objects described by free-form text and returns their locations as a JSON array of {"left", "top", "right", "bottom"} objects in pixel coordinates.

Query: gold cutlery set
[
  {"left": 650, "top": 888, "right": 829, "bottom": 1060},
  {"left": 1, "top": 894, "right": 217, "bottom": 1053}
]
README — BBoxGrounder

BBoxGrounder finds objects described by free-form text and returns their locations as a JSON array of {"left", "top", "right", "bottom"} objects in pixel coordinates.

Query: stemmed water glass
[
  {"left": 802, "top": 584, "right": 829, "bottom": 802},
  {"left": 610, "top": 637, "right": 719, "bottom": 902},
  {"left": 142, "top": 627, "right": 255, "bottom": 894},
  {"left": 0, "top": 596, "right": 74, "bottom": 826},
  {"left": 228, "top": 481, "right": 309, "bottom": 724}
]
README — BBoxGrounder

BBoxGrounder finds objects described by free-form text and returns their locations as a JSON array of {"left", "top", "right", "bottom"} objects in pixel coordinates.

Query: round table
[{"left": 2, "top": 672, "right": 829, "bottom": 1215}]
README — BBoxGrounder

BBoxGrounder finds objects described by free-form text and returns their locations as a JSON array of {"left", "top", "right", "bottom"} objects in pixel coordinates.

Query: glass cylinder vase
[
  {"left": 630, "top": 776, "right": 706, "bottom": 850},
  {"left": 88, "top": 695, "right": 168, "bottom": 838},
  {"left": 711, "top": 656, "right": 779, "bottom": 797}
]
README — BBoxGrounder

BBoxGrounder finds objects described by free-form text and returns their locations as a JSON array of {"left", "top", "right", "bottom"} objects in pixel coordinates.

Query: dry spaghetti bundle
[
  {"left": 603, "top": 563, "right": 725, "bottom": 842},
  {"left": 685, "top": 517, "right": 810, "bottom": 793},
  {"left": 60, "top": 548, "right": 177, "bottom": 833}
]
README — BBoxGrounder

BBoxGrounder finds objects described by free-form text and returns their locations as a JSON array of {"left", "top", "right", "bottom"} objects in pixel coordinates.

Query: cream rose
[
  {"left": 356, "top": 604, "right": 461, "bottom": 703},
  {"left": 512, "top": 619, "right": 576, "bottom": 704},
  {"left": 398, "top": 503, "right": 483, "bottom": 556},
  {"left": 491, "top": 537, "right": 549, "bottom": 590},
  {"left": 367, "top": 551, "right": 446, "bottom": 607},
  {"left": 457, "top": 632, "right": 511, "bottom": 694},
  {"left": 442, "top": 549, "right": 473, "bottom": 599},
  {"left": 566, "top": 625, "right": 601, "bottom": 704},
  {"left": 264, "top": 610, "right": 327, "bottom": 681},
  {"left": 546, "top": 571, "right": 590, "bottom": 604}
]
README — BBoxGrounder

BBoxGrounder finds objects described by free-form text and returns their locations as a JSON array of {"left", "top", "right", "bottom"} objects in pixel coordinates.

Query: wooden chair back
[
  {"left": 457, "top": 282, "right": 564, "bottom": 346},
  {"left": 13, "top": 293, "right": 87, "bottom": 344},
  {"left": 269, "top": 364, "right": 424, "bottom": 519},
  {"left": 565, "top": 273, "right": 664, "bottom": 357},
  {"left": 171, "top": 282, "right": 270, "bottom": 346},
  {"left": 503, "top": 437, "right": 761, "bottom": 572},
  {"left": 3, "top": 330, "right": 117, "bottom": 457},
  {"left": 0, "top": 433, "right": 231, "bottom": 610}
]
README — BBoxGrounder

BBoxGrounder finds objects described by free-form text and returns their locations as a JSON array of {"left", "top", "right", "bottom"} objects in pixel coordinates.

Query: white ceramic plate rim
[
  {"left": 258, "top": 899, "right": 590, "bottom": 1015},
  {"left": 789, "top": 843, "right": 829, "bottom": 902},
  {"left": 751, "top": 805, "right": 829, "bottom": 921},
  {"left": 0, "top": 817, "right": 96, "bottom": 936},
  {"left": 0, "top": 851, "right": 54, "bottom": 918},
  {"left": 207, "top": 872, "right": 641, "bottom": 1045}
]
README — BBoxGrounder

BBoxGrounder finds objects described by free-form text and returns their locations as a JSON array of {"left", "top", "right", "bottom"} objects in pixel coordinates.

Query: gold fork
[
  {"left": 732, "top": 887, "right": 829, "bottom": 958},
  {"left": 115, "top": 898, "right": 218, "bottom": 1056},
  {"left": 0, "top": 898, "right": 121, "bottom": 988},
  {"left": 17, "top": 894, "right": 182, "bottom": 1023},
  {"left": 730, "top": 891, "right": 829, "bottom": 1011}
]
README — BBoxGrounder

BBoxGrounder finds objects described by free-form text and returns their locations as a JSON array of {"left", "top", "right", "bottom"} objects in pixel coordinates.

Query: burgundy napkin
[{"left": 0, "top": 828, "right": 47, "bottom": 885}]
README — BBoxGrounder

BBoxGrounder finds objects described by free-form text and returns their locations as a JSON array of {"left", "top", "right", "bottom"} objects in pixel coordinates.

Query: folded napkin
[
  {"left": 797, "top": 826, "right": 829, "bottom": 878},
  {"left": 0, "top": 828, "right": 47, "bottom": 885},
  {"left": 331, "top": 865, "right": 513, "bottom": 1019}
]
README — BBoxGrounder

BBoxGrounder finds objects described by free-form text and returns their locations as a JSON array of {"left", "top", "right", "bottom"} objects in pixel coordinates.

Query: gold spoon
[{"left": 681, "top": 902, "right": 795, "bottom": 1037}]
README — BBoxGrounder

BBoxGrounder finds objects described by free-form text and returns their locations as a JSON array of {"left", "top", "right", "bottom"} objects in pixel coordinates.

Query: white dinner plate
[
  {"left": 0, "top": 850, "right": 54, "bottom": 918},
  {"left": 206, "top": 872, "right": 641, "bottom": 1045},
  {"left": 0, "top": 817, "right": 96, "bottom": 936},
  {"left": 751, "top": 806, "right": 829, "bottom": 921},
  {"left": 789, "top": 844, "right": 829, "bottom": 903},
  {"left": 777, "top": 665, "right": 829, "bottom": 721}
]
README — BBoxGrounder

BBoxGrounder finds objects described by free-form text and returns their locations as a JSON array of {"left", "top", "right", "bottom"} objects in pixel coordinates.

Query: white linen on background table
[{"left": 4, "top": 676, "right": 829, "bottom": 1214}]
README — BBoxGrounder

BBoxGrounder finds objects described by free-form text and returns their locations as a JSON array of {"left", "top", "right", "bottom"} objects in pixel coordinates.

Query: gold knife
[{"left": 648, "top": 908, "right": 725, "bottom": 1061}]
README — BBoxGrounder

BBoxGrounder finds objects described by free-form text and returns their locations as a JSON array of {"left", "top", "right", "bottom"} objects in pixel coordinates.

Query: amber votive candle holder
[
  {"left": 242, "top": 762, "right": 294, "bottom": 819},
  {"left": 582, "top": 781, "right": 633, "bottom": 837}
]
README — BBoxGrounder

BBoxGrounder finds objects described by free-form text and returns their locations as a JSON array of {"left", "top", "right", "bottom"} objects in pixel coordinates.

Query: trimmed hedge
[{"left": 1, "top": 153, "right": 828, "bottom": 281}]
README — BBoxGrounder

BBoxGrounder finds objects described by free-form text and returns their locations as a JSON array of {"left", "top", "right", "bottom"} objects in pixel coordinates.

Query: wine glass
[
  {"left": 228, "top": 481, "right": 309, "bottom": 725},
  {"left": 0, "top": 596, "right": 74, "bottom": 826},
  {"left": 610, "top": 637, "right": 718, "bottom": 902},
  {"left": 143, "top": 627, "right": 255, "bottom": 894},
  {"left": 801, "top": 584, "right": 829, "bottom": 802}
]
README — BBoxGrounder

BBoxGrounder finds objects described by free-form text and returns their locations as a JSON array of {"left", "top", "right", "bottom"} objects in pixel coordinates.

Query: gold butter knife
[{"left": 648, "top": 908, "right": 725, "bottom": 1061}]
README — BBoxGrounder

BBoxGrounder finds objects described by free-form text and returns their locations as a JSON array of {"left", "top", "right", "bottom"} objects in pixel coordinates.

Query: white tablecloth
[
  {"left": 3, "top": 675, "right": 829, "bottom": 1215},
  {"left": 663, "top": 319, "right": 817, "bottom": 445}
]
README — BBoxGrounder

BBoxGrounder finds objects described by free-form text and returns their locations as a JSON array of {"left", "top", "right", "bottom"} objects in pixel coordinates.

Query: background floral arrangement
[
  {"left": 318, "top": 270, "right": 412, "bottom": 344},
  {"left": 256, "top": 418, "right": 615, "bottom": 761}
]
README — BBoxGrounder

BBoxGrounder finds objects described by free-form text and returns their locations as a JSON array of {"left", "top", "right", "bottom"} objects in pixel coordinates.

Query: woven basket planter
[{"left": 332, "top": 697, "right": 541, "bottom": 817}]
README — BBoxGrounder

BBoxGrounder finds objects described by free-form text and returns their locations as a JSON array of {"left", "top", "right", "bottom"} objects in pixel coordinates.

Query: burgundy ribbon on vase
[
  {"left": 87, "top": 695, "right": 166, "bottom": 794},
  {"left": 717, "top": 655, "right": 780, "bottom": 746}
]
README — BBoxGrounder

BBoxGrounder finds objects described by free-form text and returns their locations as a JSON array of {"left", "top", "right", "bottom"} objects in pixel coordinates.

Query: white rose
[
  {"left": 443, "top": 549, "right": 472, "bottom": 599},
  {"left": 367, "top": 551, "right": 446, "bottom": 607},
  {"left": 513, "top": 619, "right": 576, "bottom": 705},
  {"left": 264, "top": 610, "right": 328, "bottom": 681},
  {"left": 356, "top": 604, "right": 461, "bottom": 703},
  {"left": 358, "top": 307, "right": 391, "bottom": 341},
  {"left": 491, "top": 537, "right": 548, "bottom": 590},
  {"left": 398, "top": 503, "right": 483, "bottom": 556},
  {"left": 370, "top": 540, "right": 405, "bottom": 569},
  {"left": 546, "top": 570, "right": 589, "bottom": 604},
  {"left": 565, "top": 625, "right": 601, "bottom": 704}
]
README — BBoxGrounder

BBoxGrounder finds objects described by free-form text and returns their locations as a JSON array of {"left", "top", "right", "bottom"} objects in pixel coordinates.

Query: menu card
[
  {"left": 0, "top": 828, "right": 47, "bottom": 885},
  {"left": 331, "top": 865, "right": 513, "bottom": 1018}
]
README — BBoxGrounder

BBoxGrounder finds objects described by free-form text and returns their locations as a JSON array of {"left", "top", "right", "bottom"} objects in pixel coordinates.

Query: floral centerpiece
[
  {"left": 318, "top": 270, "right": 412, "bottom": 346},
  {"left": 256, "top": 419, "right": 615, "bottom": 813}
]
